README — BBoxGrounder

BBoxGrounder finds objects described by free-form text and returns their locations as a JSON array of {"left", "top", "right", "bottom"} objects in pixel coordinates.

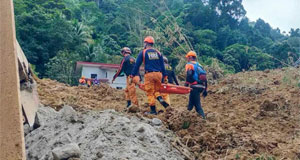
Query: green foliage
[
  {"left": 14, "top": 0, "right": 300, "bottom": 84},
  {"left": 182, "top": 121, "right": 190, "bottom": 129},
  {"left": 235, "top": 153, "right": 240, "bottom": 160},
  {"left": 253, "top": 155, "right": 276, "bottom": 160},
  {"left": 46, "top": 50, "right": 80, "bottom": 85}
]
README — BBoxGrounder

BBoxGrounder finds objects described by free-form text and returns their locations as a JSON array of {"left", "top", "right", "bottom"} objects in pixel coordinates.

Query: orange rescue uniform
[
  {"left": 144, "top": 72, "right": 163, "bottom": 106},
  {"left": 125, "top": 76, "right": 140, "bottom": 106}
]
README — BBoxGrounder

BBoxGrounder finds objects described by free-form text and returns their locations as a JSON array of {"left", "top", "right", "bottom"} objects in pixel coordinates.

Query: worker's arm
[
  {"left": 172, "top": 70, "right": 179, "bottom": 85},
  {"left": 112, "top": 58, "right": 125, "bottom": 82},
  {"left": 131, "top": 51, "right": 143, "bottom": 76}
]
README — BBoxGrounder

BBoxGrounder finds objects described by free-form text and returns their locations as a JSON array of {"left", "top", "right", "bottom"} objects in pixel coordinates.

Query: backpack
[{"left": 188, "top": 62, "right": 207, "bottom": 84}]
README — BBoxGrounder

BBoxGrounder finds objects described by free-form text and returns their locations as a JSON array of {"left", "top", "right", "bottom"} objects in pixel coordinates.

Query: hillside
[
  {"left": 14, "top": 0, "right": 300, "bottom": 85},
  {"left": 34, "top": 67, "right": 300, "bottom": 159}
]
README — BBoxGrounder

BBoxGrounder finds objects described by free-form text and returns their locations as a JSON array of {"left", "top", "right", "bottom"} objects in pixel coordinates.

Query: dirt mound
[
  {"left": 154, "top": 68, "right": 300, "bottom": 159},
  {"left": 37, "top": 79, "right": 125, "bottom": 111},
  {"left": 37, "top": 68, "right": 300, "bottom": 159},
  {"left": 26, "top": 106, "right": 188, "bottom": 160}
]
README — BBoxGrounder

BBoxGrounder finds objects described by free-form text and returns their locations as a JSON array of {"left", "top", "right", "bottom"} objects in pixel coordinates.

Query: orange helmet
[
  {"left": 121, "top": 47, "right": 131, "bottom": 54},
  {"left": 144, "top": 36, "right": 154, "bottom": 44},
  {"left": 185, "top": 51, "right": 197, "bottom": 58}
]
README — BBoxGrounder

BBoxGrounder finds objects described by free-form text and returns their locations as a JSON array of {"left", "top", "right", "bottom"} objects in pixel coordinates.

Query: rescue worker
[
  {"left": 112, "top": 47, "right": 140, "bottom": 108},
  {"left": 93, "top": 78, "right": 100, "bottom": 86},
  {"left": 131, "top": 36, "right": 169, "bottom": 115},
  {"left": 161, "top": 56, "right": 179, "bottom": 105},
  {"left": 163, "top": 56, "right": 179, "bottom": 85},
  {"left": 87, "top": 79, "right": 92, "bottom": 87},
  {"left": 184, "top": 51, "right": 207, "bottom": 119},
  {"left": 79, "top": 76, "right": 86, "bottom": 85}
]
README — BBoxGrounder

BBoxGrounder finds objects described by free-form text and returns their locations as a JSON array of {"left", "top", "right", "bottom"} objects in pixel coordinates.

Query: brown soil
[{"left": 37, "top": 67, "right": 300, "bottom": 159}]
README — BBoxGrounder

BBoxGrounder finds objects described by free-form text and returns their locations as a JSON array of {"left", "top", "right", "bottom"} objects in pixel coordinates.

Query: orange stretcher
[{"left": 138, "top": 83, "right": 191, "bottom": 94}]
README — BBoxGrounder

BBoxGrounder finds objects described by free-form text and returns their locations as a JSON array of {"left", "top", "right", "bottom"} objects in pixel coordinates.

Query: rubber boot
[
  {"left": 150, "top": 106, "right": 157, "bottom": 115},
  {"left": 126, "top": 100, "right": 131, "bottom": 108},
  {"left": 145, "top": 106, "right": 157, "bottom": 115},
  {"left": 157, "top": 96, "right": 169, "bottom": 108}
]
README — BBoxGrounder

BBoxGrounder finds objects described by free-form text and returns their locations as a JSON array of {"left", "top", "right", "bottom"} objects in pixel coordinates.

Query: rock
[
  {"left": 260, "top": 100, "right": 279, "bottom": 111},
  {"left": 127, "top": 105, "right": 140, "bottom": 113},
  {"left": 59, "top": 105, "right": 78, "bottom": 122},
  {"left": 136, "top": 126, "right": 145, "bottom": 133},
  {"left": 206, "top": 112, "right": 216, "bottom": 121},
  {"left": 52, "top": 143, "right": 81, "bottom": 160},
  {"left": 152, "top": 118, "right": 162, "bottom": 126},
  {"left": 55, "top": 134, "right": 72, "bottom": 145},
  {"left": 96, "top": 152, "right": 104, "bottom": 158},
  {"left": 23, "top": 124, "right": 31, "bottom": 136},
  {"left": 26, "top": 108, "right": 187, "bottom": 160},
  {"left": 273, "top": 80, "right": 280, "bottom": 85},
  {"left": 33, "top": 106, "right": 58, "bottom": 129}
]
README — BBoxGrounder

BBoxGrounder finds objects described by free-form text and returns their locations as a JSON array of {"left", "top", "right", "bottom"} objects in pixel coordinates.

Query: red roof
[
  {"left": 76, "top": 61, "right": 145, "bottom": 72},
  {"left": 76, "top": 61, "right": 120, "bottom": 69}
]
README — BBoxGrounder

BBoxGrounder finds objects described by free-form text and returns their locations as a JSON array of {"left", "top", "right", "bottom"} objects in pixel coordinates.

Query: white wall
[
  {"left": 81, "top": 66, "right": 101, "bottom": 79},
  {"left": 106, "top": 68, "right": 126, "bottom": 89},
  {"left": 81, "top": 66, "right": 126, "bottom": 89}
]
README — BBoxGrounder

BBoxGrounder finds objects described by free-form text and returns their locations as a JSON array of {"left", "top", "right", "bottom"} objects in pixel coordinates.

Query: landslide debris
[
  {"left": 26, "top": 106, "right": 187, "bottom": 160},
  {"left": 37, "top": 79, "right": 125, "bottom": 111},
  {"left": 36, "top": 67, "right": 300, "bottom": 159}
]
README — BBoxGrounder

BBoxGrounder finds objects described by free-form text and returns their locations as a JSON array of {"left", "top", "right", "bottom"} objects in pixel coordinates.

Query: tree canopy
[{"left": 14, "top": 0, "right": 300, "bottom": 84}]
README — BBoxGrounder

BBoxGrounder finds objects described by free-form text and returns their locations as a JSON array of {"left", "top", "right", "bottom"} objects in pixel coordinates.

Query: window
[{"left": 91, "top": 74, "right": 97, "bottom": 79}]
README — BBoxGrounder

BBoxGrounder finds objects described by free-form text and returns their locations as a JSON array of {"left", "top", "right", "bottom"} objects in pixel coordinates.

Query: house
[
  {"left": 75, "top": 61, "right": 144, "bottom": 89},
  {"left": 76, "top": 61, "right": 125, "bottom": 89}
]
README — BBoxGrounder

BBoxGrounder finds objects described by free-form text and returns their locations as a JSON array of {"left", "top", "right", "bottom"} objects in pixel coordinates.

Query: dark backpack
[{"left": 188, "top": 62, "right": 207, "bottom": 84}]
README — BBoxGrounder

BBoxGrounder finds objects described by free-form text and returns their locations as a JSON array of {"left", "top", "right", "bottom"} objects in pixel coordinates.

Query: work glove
[
  {"left": 202, "top": 90, "right": 207, "bottom": 98},
  {"left": 163, "top": 76, "right": 168, "bottom": 84},
  {"left": 133, "top": 76, "right": 140, "bottom": 85},
  {"left": 128, "top": 75, "right": 133, "bottom": 85}
]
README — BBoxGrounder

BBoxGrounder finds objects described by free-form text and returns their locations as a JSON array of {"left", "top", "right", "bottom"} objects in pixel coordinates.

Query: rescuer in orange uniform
[
  {"left": 131, "top": 36, "right": 169, "bottom": 115},
  {"left": 112, "top": 47, "right": 140, "bottom": 108},
  {"left": 79, "top": 76, "right": 86, "bottom": 85}
]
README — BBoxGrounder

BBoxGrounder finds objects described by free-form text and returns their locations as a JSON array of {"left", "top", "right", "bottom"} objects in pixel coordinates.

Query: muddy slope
[{"left": 37, "top": 67, "right": 300, "bottom": 159}]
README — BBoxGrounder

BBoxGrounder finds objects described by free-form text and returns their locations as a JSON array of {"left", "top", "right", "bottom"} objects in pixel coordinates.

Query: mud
[
  {"left": 37, "top": 79, "right": 125, "bottom": 111},
  {"left": 26, "top": 106, "right": 187, "bottom": 160},
  {"left": 36, "top": 67, "right": 300, "bottom": 159}
]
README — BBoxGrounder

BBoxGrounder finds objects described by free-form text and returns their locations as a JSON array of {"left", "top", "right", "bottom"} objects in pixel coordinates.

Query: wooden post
[{"left": 0, "top": 0, "right": 26, "bottom": 159}]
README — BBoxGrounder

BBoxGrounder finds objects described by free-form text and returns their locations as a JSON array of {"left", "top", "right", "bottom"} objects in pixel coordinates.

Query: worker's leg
[
  {"left": 129, "top": 76, "right": 140, "bottom": 106},
  {"left": 194, "top": 88, "right": 205, "bottom": 119},
  {"left": 152, "top": 72, "right": 169, "bottom": 108},
  {"left": 144, "top": 73, "right": 157, "bottom": 114},
  {"left": 161, "top": 93, "right": 171, "bottom": 105},
  {"left": 144, "top": 73, "right": 156, "bottom": 106},
  {"left": 153, "top": 72, "right": 162, "bottom": 98},
  {"left": 187, "top": 89, "right": 195, "bottom": 111},
  {"left": 125, "top": 77, "right": 131, "bottom": 107}
]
